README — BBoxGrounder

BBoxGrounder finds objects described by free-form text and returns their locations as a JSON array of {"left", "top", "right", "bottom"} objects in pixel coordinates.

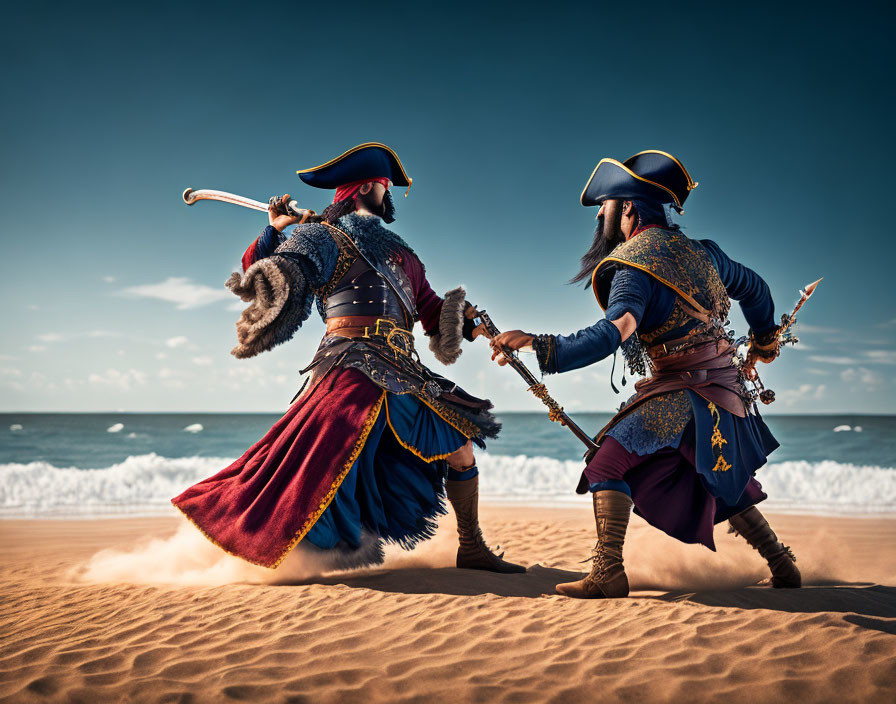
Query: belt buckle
[{"left": 375, "top": 319, "right": 413, "bottom": 357}]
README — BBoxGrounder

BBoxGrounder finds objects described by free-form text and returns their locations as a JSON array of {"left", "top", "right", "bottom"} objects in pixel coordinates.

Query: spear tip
[{"left": 803, "top": 277, "right": 823, "bottom": 296}]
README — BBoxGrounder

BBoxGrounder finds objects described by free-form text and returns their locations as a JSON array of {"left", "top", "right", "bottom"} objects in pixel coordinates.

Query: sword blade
[{"left": 182, "top": 188, "right": 270, "bottom": 212}]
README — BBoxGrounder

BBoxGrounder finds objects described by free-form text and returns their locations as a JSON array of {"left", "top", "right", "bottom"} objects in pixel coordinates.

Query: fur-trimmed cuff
[
  {"left": 226, "top": 256, "right": 308, "bottom": 359},
  {"left": 428, "top": 286, "right": 466, "bottom": 365}
]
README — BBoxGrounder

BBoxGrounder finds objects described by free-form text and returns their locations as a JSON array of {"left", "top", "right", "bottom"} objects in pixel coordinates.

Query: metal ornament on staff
[
  {"left": 736, "top": 277, "right": 823, "bottom": 406},
  {"left": 475, "top": 311, "right": 599, "bottom": 457}
]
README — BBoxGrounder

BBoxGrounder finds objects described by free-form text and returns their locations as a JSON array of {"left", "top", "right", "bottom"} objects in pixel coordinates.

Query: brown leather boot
[
  {"left": 445, "top": 476, "right": 525, "bottom": 573},
  {"left": 728, "top": 506, "right": 801, "bottom": 588},
  {"left": 556, "top": 490, "right": 632, "bottom": 599}
]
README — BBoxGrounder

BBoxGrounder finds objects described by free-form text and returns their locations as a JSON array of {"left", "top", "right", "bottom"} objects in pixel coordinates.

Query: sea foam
[{"left": 0, "top": 452, "right": 893, "bottom": 517}]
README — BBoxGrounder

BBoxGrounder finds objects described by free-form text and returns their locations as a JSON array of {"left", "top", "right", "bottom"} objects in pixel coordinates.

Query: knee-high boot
[
  {"left": 728, "top": 506, "right": 801, "bottom": 588},
  {"left": 445, "top": 475, "right": 526, "bottom": 574},
  {"left": 556, "top": 490, "right": 632, "bottom": 599}
]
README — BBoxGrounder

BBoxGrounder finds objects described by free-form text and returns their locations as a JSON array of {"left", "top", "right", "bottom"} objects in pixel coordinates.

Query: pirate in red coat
[{"left": 173, "top": 143, "right": 524, "bottom": 573}]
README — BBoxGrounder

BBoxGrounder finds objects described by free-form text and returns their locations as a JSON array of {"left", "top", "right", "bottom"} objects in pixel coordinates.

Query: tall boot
[
  {"left": 728, "top": 506, "right": 801, "bottom": 588},
  {"left": 445, "top": 475, "right": 525, "bottom": 574},
  {"left": 556, "top": 490, "right": 632, "bottom": 599}
]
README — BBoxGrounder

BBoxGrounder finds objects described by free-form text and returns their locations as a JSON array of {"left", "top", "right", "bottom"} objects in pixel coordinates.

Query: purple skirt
[{"left": 584, "top": 429, "right": 767, "bottom": 550}]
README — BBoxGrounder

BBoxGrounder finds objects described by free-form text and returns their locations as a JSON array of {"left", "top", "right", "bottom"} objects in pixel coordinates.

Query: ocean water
[{"left": 1, "top": 413, "right": 894, "bottom": 517}]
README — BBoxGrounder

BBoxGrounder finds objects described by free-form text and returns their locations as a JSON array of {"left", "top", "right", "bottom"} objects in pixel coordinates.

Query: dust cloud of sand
[
  {"left": 76, "top": 519, "right": 330, "bottom": 587},
  {"left": 625, "top": 521, "right": 869, "bottom": 591}
]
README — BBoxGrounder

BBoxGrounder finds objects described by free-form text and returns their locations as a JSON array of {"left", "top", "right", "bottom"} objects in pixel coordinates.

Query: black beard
[
  {"left": 356, "top": 189, "right": 396, "bottom": 223},
  {"left": 569, "top": 207, "right": 625, "bottom": 286}
]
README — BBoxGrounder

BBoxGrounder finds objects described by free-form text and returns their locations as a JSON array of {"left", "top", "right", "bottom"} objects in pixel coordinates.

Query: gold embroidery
[
  {"left": 591, "top": 228, "right": 729, "bottom": 326},
  {"left": 270, "top": 392, "right": 387, "bottom": 568},
  {"left": 313, "top": 225, "right": 357, "bottom": 303},
  {"left": 383, "top": 395, "right": 465, "bottom": 463},
  {"left": 706, "top": 401, "right": 731, "bottom": 472},
  {"left": 411, "top": 392, "right": 480, "bottom": 439},
  {"left": 711, "top": 455, "right": 732, "bottom": 473},
  {"left": 711, "top": 427, "right": 728, "bottom": 451},
  {"left": 639, "top": 392, "right": 692, "bottom": 441}
]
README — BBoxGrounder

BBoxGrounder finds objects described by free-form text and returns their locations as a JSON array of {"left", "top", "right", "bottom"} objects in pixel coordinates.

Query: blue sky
[{"left": 2, "top": 2, "right": 894, "bottom": 413}]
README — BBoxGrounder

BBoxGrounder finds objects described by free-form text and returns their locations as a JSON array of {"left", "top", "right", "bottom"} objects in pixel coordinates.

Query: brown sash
[{"left": 595, "top": 339, "right": 747, "bottom": 445}]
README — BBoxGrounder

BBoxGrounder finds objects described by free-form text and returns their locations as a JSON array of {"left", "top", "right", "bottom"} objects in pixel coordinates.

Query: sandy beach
[{"left": 1, "top": 506, "right": 894, "bottom": 703}]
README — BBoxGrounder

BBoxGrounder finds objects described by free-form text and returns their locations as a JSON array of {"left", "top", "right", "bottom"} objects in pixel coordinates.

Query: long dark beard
[
  {"left": 356, "top": 188, "right": 396, "bottom": 223},
  {"left": 569, "top": 205, "right": 624, "bottom": 286}
]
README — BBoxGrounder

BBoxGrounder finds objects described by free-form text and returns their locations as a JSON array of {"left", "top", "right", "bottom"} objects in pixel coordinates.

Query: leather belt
[
  {"left": 325, "top": 317, "right": 416, "bottom": 358},
  {"left": 326, "top": 316, "right": 386, "bottom": 335}
]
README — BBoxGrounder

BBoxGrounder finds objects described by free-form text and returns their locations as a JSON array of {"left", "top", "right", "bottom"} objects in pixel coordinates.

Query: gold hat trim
[
  {"left": 580, "top": 158, "right": 682, "bottom": 207},
  {"left": 296, "top": 142, "right": 413, "bottom": 196},
  {"left": 626, "top": 149, "right": 698, "bottom": 190}
]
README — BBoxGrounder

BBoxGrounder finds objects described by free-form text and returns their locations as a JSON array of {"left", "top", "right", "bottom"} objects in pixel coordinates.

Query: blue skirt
[
  {"left": 605, "top": 389, "right": 779, "bottom": 507},
  {"left": 303, "top": 392, "right": 469, "bottom": 551}
]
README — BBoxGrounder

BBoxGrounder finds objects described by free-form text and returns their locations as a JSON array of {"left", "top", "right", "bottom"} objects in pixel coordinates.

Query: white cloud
[
  {"left": 192, "top": 356, "right": 213, "bottom": 366},
  {"left": 807, "top": 355, "right": 855, "bottom": 365},
  {"left": 777, "top": 383, "right": 826, "bottom": 407},
  {"left": 166, "top": 336, "right": 189, "bottom": 348},
  {"left": 805, "top": 368, "right": 830, "bottom": 376},
  {"left": 87, "top": 368, "right": 148, "bottom": 390},
  {"left": 103, "top": 276, "right": 117, "bottom": 283},
  {"left": 156, "top": 352, "right": 168, "bottom": 360},
  {"left": 797, "top": 324, "right": 840, "bottom": 334},
  {"left": 87, "top": 330, "right": 120, "bottom": 339},
  {"left": 864, "top": 350, "right": 896, "bottom": 365},
  {"left": 27, "top": 345, "right": 47, "bottom": 352},
  {"left": 0, "top": 368, "right": 23, "bottom": 377},
  {"left": 122, "top": 277, "right": 230, "bottom": 309},
  {"left": 841, "top": 367, "right": 882, "bottom": 387},
  {"left": 36, "top": 333, "right": 64, "bottom": 343},
  {"left": 158, "top": 368, "right": 185, "bottom": 388},
  {"left": 226, "top": 300, "right": 245, "bottom": 312}
]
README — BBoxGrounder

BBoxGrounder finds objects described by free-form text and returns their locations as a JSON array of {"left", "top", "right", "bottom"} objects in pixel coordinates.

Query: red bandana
[{"left": 333, "top": 178, "right": 391, "bottom": 204}]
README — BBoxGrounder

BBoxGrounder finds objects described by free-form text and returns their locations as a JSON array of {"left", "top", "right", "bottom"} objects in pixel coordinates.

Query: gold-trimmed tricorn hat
[
  {"left": 297, "top": 142, "right": 413, "bottom": 195},
  {"left": 580, "top": 149, "right": 697, "bottom": 212}
]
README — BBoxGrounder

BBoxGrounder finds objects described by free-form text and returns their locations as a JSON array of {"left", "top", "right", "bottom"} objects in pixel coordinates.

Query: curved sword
[{"left": 182, "top": 187, "right": 314, "bottom": 220}]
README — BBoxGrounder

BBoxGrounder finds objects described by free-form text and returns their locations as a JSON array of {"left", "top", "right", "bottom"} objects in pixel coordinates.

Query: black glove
[{"left": 462, "top": 303, "right": 479, "bottom": 342}]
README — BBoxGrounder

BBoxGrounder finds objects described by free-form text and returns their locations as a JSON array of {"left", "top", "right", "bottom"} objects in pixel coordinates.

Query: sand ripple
[{"left": 1, "top": 509, "right": 894, "bottom": 703}]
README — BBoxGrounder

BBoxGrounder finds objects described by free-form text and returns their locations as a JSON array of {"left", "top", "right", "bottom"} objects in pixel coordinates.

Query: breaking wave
[{"left": 0, "top": 452, "right": 893, "bottom": 517}]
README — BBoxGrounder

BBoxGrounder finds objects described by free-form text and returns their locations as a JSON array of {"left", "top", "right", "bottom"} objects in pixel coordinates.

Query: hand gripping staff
[
  {"left": 736, "top": 277, "right": 823, "bottom": 406},
  {"left": 475, "top": 311, "right": 600, "bottom": 461}
]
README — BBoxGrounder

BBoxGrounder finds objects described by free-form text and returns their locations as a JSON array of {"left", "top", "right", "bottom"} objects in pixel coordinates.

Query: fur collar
[{"left": 333, "top": 213, "right": 415, "bottom": 265}]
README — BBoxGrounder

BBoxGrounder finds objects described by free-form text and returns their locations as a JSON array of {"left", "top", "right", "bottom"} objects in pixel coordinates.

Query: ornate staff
[
  {"left": 476, "top": 311, "right": 599, "bottom": 456},
  {"left": 738, "top": 277, "right": 823, "bottom": 405}
]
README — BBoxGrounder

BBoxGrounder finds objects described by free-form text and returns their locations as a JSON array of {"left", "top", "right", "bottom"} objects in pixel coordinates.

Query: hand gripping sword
[{"left": 476, "top": 311, "right": 599, "bottom": 458}]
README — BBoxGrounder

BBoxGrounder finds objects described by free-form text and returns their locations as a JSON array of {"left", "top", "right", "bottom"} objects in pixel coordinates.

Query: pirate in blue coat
[{"left": 492, "top": 150, "right": 800, "bottom": 598}]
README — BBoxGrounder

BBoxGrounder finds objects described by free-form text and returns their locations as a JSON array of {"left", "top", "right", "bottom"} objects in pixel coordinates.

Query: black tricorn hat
[
  {"left": 580, "top": 149, "right": 697, "bottom": 212},
  {"left": 297, "top": 142, "right": 413, "bottom": 193}
]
